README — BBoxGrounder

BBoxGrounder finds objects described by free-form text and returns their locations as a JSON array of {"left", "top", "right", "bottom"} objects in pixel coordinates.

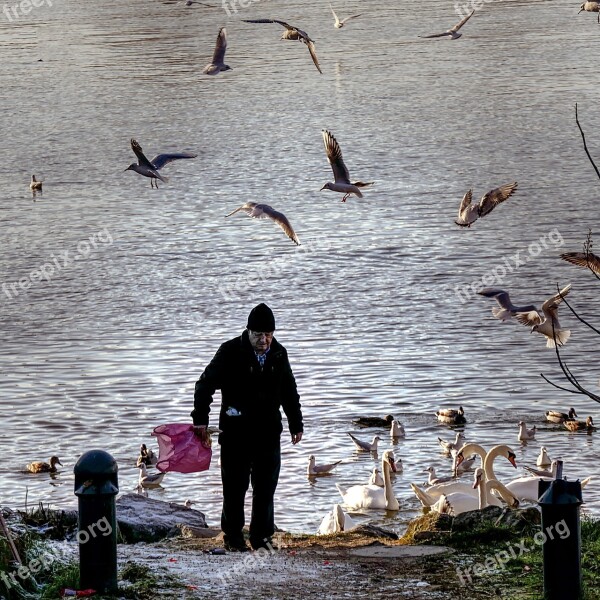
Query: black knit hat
[{"left": 247, "top": 303, "right": 275, "bottom": 332}]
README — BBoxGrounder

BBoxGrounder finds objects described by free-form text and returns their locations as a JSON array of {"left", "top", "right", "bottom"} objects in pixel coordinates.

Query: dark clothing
[{"left": 191, "top": 330, "right": 303, "bottom": 543}]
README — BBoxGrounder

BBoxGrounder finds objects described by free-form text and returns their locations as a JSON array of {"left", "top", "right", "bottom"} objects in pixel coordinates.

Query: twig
[
  {"left": 584, "top": 229, "right": 600, "bottom": 282},
  {"left": 575, "top": 103, "right": 600, "bottom": 181},
  {"left": 0, "top": 507, "right": 22, "bottom": 565}
]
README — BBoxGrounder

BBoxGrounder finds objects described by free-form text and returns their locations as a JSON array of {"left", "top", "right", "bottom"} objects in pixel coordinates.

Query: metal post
[
  {"left": 538, "top": 468, "right": 582, "bottom": 600},
  {"left": 73, "top": 450, "right": 119, "bottom": 594}
]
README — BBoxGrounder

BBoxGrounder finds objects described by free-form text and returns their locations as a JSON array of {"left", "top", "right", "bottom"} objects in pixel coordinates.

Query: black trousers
[{"left": 220, "top": 436, "right": 281, "bottom": 545}]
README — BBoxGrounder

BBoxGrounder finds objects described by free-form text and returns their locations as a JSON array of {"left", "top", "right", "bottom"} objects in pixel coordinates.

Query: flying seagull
[
  {"left": 225, "top": 202, "right": 300, "bottom": 245},
  {"left": 242, "top": 19, "right": 322, "bottom": 74},
  {"left": 203, "top": 27, "right": 232, "bottom": 75},
  {"left": 455, "top": 182, "right": 518, "bottom": 227},
  {"left": 30, "top": 175, "right": 43, "bottom": 193},
  {"left": 561, "top": 251, "right": 600, "bottom": 275},
  {"left": 321, "top": 129, "right": 373, "bottom": 202},
  {"left": 330, "top": 4, "right": 362, "bottom": 28},
  {"left": 477, "top": 288, "right": 538, "bottom": 322},
  {"left": 419, "top": 9, "right": 475, "bottom": 39},
  {"left": 125, "top": 139, "right": 197, "bottom": 188},
  {"left": 515, "top": 284, "right": 572, "bottom": 348},
  {"left": 578, "top": 1, "right": 600, "bottom": 22}
]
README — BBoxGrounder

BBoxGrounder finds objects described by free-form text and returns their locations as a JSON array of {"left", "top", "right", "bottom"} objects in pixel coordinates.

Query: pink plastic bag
[{"left": 151, "top": 424, "right": 212, "bottom": 473}]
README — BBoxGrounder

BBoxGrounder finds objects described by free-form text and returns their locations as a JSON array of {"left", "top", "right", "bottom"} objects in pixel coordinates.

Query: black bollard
[
  {"left": 538, "top": 472, "right": 582, "bottom": 600},
  {"left": 73, "top": 449, "right": 119, "bottom": 594}
]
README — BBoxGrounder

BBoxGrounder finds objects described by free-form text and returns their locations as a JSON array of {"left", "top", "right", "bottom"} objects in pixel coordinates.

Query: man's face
[{"left": 248, "top": 330, "right": 274, "bottom": 355}]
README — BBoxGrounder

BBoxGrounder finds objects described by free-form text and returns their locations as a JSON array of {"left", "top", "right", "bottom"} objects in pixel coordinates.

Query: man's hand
[
  {"left": 192, "top": 425, "right": 209, "bottom": 445},
  {"left": 291, "top": 432, "right": 303, "bottom": 445}
]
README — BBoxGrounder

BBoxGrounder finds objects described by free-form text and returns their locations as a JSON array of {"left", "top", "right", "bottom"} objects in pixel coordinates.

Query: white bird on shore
[
  {"left": 390, "top": 420, "right": 405, "bottom": 438},
  {"left": 477, "top": 288, "right": 538, "bottom": 322},
  {"left": 307, "top": 455, "right": 342, "bottom": 476},
  {"left": 438, "top": 432, "right": 464, "bottom": 455},
  {"left": 317, "top": 504, "right": 358, "bottom": 535},
  {"left": 348, "top": 433, "right": 381, "bottom": 452},
  {"left": 536, "top": 446, "right": 552, "bottom": 468},
  {"left": 455, "top": 182, "right": 518, "bottom": 227},
  {"left": 515, "top": 284, "right": 572, "bottom": 348},
  {"left": 330, "top": 4, "right": 362, "bottom": 28},
  {"left": 225, "top": 202, "right": 300, "bottom": 245},
  {"left": 518, "top": 421, "right": 536, "bottom": 442},
  {"left": 320, "top": 130, "right": 373, "bottom": 202},
  {"left": 419, "top": 10, "right": 475, "bottom": 39},
  {"left": 203, "top": 27, "right": 232, "bottom": 75},
  {"left": 138, "top": 463, "right": 165, "bottom": 488}
]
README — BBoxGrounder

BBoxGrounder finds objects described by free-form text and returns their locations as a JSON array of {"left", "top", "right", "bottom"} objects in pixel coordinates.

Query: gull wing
[
  {"left": 304, "top": 39, "right": 323, "bottom": 74},
  {"left": 515, "top": 310, "right": 544, "bottom": 327},
  {"left": 255, "top": 203, "right": 300, "bottom": 245},
  {"left": 561, "top": 251, "right": 600, "bottom": 275},
  {"left": 449, "top": 9, "right": 475, "bottom": 33},
  {"left": 322, "top": 130, "right": 351, "bottom": 184},
  {"left": 131, "top": 139, "right": 155, "bottom": 170},
  {"left": 457, "top": 189, "right": 473, "bottom": 219},
  {"left": 242, "top": 18, "right": 295, "bottom": 30},
  {"left": 478, "top": 181, "right": 518, "bottom": 218},
  {"left": 212, "top": 27, "right": 227, "bottom": 65},
  {"left": 341, "top": 14, "right": 363, "bottom": 25},
  {"left": 477, "top": 288, "right": 512, "bottom": 309},
  {"left": 225, "top": 202, "right": 257, "bottom": 217},
  {"left": 541, "top": 284, "right": 571, "bottom": 321},
  {"left": 330, "top": 4, "right": 340, "bottom": 25},
  {"left": 151, "top": 152, "right": 197, "bottom": 170}
]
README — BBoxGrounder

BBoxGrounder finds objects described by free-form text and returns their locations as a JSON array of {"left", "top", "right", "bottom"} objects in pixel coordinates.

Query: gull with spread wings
[
  {"left": 125, "top": 139, "right": 197, "bottom": 188},
  {"left": 321, "top": 129, "right": 373, "bottom": 202},
  {"left": 330, "top": 4, "right": 362, "bottom": 28},
  {"left": 225, "top": 202, "right": 300, "bottom": 245},
  {"left": 419, "top": 9, "right": 475, "bottom": 39},
  {"left": 242, "top": 19, "right": 322, "bottom": 74},
  {"left": 515, "top": 284, "right": 572, "bottom": 348},
  {"left": 203, "top": 27, "right": 232, "bottom": 75},
  {"left": 477, "top": 288, "right": 538, "bottom": 322},
  {"left": 455, "top": 182, "right": 518, "bottom": 227}
]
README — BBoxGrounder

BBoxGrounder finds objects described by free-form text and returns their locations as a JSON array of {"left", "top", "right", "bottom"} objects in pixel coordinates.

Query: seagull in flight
[
  {"left": 242, "top": 19, "right": 322, "bottom": 74},
  {"left": 330, "top": 4, "right": 362, "bottom": 28},
  {"left": 321, "top": 129, "right": 373, "bottom": 202},
  {"left": 477, "top": 288, "right": 538, "bottom": 322},
  {"left": 515, "top": 284, "right": 572, "bottom": 348},
  {"left": 561, "top": 251, "right": 600, "bottom": 275},
  {"left": 125, "top": 139, "right": 197, "bottom": 188},
  {"left": 455, "top": 182, "right": 518, "bottom": 227},
  {"left": 225, "top": 202, "right": 300, "bottom": 245},
  {"left": 203, "top": 27, "right": 232, "bottom": 75},
  {"left": 419, "top": 10, "right": 475, "bottom": 39}
]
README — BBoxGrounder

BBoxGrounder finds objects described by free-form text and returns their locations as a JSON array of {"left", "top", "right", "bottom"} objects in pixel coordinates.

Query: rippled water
[{"left": 1, "top": 0, "right": 599, "bottom": 534}]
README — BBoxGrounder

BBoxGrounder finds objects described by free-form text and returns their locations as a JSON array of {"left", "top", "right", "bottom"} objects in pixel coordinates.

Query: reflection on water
[{"left": 0, "top": 0, "right": 599, "bottom": 533}]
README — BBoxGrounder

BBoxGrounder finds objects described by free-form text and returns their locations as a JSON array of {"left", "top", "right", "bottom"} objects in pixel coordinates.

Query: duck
[
  {"left": 411, "top": 444, "right": 516, "bottom": 507},
  {"left": 424, "top": 466, "right": 455, "bottom": 485},
  {"left": 317, "top": 504, "right": 358, "bottom": 535},
  {"left": 390, "top": 420, "right": 405, "bottom": 438},
  {"left": 307, "top": 455, "right": 342, "bottom": 476},
  {"left": 352, "top": 415, "right": 394, "bottom": 428},
  {"left": 26, "top": 456, "right": 62, "bottom": 473},
  {"left": 438, "top": 432, "right": 464, "bottom": 455},
  {"left": 435, "top": 406, "right": 466, "bottom": 425},
  {"left": 368, "top": 468, "right": 384, "bottom": 487},
  {"left": 136, "top": 444, "right": 158, "bottom": 467},
  {"left": 336, "top": 450, "right": 399, "bottom": 510},
  {"left": 546, "top": 408, "right": 578, "bottom": 424},
  {"left": 518, "top": 421, "right": 536, "bottom": 442},
  {"left": 564, "top": 416, "right": 596, "bottom": 432},
  {"left": 432, "top": 468, "right": 519, "bottom": 516},
  {"left": 30, "top": 175, "right": 43, "bottom": 192},
  {"left": 138, "top": 463, "right": 165, "bottom": 488},
  {"left": 347, "top": 433, "right": 381, "bottom": 452},
  {"left": 536, "top": 446, "right": 552, "bottom": 468}
]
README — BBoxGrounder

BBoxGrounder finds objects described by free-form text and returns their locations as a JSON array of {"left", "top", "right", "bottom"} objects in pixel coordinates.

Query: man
[{"left": 192, "top": 303, "right": 303, "bottom": 552}]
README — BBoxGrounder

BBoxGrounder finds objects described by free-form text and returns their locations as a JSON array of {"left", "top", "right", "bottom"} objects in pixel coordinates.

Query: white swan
[
  {"left": 438, "top": 432, "right": 464, "bottom": 455},
  {"left": 317, "top": 504, "right": 358, "bottom": 535},
  {"left": 518, "top": 421, "right": 536, "bottom": 442},
  {"left": 411, "top": 444, "right": 517, "bottom": 507},
  {"left": 336, "top": 450, "right": 399, "bottom": 510},
  {"left": 390, "top": 420, "right": 405, "bottom": 438},
  {"left": 432, "top": 468, "right": 519, "bottom": 515},
  {"left": 536, "top": 446, "right": 551, "bottom": 468}
]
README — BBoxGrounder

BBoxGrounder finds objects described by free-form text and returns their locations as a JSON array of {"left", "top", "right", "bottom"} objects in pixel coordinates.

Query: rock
[
  {"left": 115, "top": 494, "right": 208, "bottom": 543},
  {"left": 453, "top": 506, "right": 540, "bottom": 532},
  {"left": 352, "top": 524, "right": 398, "bottom": 540}
]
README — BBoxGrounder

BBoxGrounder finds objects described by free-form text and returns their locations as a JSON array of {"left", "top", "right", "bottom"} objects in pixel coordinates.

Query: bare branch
[{"left": 575, "top": 103, "right": 600, "bottom": 181}]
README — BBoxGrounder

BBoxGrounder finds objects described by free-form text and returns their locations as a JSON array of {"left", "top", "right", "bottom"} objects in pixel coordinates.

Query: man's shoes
[
  {"left": 250, "top": 537, "right": 274, "bottom": 551},
  {"left": 223, "top": 538, "right": 250, "bottom": 553}
]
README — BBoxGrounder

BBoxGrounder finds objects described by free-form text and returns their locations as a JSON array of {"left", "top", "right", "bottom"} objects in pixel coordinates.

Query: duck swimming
[
  {"left": 352, "top": 415, "right": 394, "bottom": 428},
  {"left": 26, "top": 456, "right": 62, "bottom": 473}
]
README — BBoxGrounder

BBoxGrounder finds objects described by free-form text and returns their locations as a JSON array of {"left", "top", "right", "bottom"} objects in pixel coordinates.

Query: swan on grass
[
  {"left": 336, "top": 450, "right": 399, "bottom": 510},
  {"left": 317, "top": 504, "right": 358, "bottom": 535}
]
